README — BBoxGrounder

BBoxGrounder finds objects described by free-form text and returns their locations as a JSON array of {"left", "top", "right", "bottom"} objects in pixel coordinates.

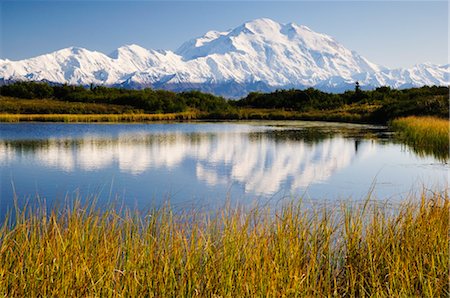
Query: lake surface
[{"left": 0, "top": 121, "right": 447, "bottom": 216}]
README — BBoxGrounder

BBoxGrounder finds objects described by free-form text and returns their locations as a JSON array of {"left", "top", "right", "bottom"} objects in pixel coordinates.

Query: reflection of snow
[
  {"left": 36, "top": 144, "right": 75, "bottom": 172},
  {"left": 196, "top": 164, "right": 224, "bottom": 186},
  {"left": 0, "top": 131, "right": 375, "bottom": 195},
  {"left": 228, "top": 138, "right": 355, "bottom": 193},
  {"left": 0, "top": 144, "right": 14, "bottom": 166},
  {"left": 77, "top": 140, "right": 115, "bottom": 171}
]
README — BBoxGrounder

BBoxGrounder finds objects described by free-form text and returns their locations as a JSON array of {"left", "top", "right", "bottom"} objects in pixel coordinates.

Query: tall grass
[
  {"left": 391, "top": 116, "right": 449, "bottom": 160},
  {"left": 0, "top": 192, "right": 448, "bottom": 296}
]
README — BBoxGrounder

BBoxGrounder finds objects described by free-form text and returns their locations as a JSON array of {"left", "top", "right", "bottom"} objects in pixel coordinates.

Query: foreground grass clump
[
  {"left": 391, "top": 116, "right": 449, "bottom": 160},
  {"left": 0, "top": 193, "right": 448, "bottom": 296}
]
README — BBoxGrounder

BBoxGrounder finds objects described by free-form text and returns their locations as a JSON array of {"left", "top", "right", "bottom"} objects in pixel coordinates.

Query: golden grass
[
  {"left": 0, "top": 192, "right": 448, "bottom": 296},
  {"left": 0, "top": 112, "right": 199, "bottom": 123},
  {"left": 0, "top": 103, "right": 381, "bottom": 123},
  {"left": 391, "top": 116, "right": 449, "bottom": 160}
]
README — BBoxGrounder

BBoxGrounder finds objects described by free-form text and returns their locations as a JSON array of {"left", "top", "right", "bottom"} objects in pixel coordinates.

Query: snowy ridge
[{"left": 0, "top": 18, "right": 448, "bottom": 97}]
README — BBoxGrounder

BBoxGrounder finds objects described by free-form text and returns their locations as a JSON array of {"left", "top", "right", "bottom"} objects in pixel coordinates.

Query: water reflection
[
  {"left": 0, "top": 128, "right": 377, "bottom": 195},
  {"left": 396, "top": 141, "right": 449, "bottom": 162}
]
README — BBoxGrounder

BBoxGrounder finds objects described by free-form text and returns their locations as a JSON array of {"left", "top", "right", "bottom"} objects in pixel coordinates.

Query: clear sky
[{"left": 0, "top": 1, "right": 447, "bottom": 68}]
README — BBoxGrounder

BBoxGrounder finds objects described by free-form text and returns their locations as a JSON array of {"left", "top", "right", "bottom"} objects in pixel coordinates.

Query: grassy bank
[
  {"left": 391, "top": 116, "right": 449, "bottom": 160},
  {"left": 0, "top": 96, "right": 142, "bottom": 114},
  {"left": 0, "top": 110, "right": 372, "bottom": 123},
  {"left": 0, "top": 112, "right": 199, "bottom": 123},
  {"left": 230, "top": 104, "right": 380, "bottom": 123},
  {"left": 0, "top": 105, "right": 378, "bottom": 124},
  {"left": 0, "top": 193, "right": 448, "bottom": 296}
]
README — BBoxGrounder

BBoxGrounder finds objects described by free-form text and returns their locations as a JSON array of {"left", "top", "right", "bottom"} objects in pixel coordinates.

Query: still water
[{"left": 0, "top": 121, "right": 447, "bottom": 215}]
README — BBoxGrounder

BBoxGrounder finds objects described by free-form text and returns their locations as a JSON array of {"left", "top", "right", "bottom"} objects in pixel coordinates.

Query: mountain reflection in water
[
  {"left": 0, "top": 127, "right": 376, "bottom": 195},
  {"left": 0, "top": 121, "right": 447, "bottom": 219}
]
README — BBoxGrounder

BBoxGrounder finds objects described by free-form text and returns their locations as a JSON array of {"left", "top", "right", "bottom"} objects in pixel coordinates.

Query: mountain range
[{"left": 0, "top": 18, "right": 448, "bottom": 98}]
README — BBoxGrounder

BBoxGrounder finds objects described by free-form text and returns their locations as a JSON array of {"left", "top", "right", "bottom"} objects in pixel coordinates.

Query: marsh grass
[
  {"left": 0, "top": 112, "right": 199, "bottom": 123},
  {"left": 0, "top": 109, "right": 369, "bottom": 123},
  {"left": 391, "top": 116, "right": 449, "bottom": 161},
  {"left": 0, "top": 192, "right": 448, "bottom": 296}
]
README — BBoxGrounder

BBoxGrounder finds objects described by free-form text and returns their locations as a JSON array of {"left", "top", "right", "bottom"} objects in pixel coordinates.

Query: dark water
[{"left": 0, "top": 121, "right": 447, "bottom": 216}]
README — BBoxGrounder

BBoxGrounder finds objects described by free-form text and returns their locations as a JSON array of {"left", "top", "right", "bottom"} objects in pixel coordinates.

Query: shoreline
[{"left": 0, "top": 110, "right": 379, "bottom": 124}]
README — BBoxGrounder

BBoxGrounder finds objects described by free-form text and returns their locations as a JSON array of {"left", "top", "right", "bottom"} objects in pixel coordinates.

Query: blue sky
[{"left": 1, "top": 1, "right": 447, "bottom": 68}]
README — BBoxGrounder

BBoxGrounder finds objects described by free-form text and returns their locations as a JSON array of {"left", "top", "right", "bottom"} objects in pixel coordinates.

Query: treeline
[
  {"left": 237, "top": 85, "right": 449, "bottom": 122},
  {"left": 0, "top": 82, "right": 232, "bottom": 114},
  {"left": 0, "top": 81, "right": 448, "bottom": 123}
]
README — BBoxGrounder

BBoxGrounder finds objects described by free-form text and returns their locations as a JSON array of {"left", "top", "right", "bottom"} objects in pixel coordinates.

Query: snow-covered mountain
[{"left": 0, "top": 18, "right": 447, "bottom": 97}]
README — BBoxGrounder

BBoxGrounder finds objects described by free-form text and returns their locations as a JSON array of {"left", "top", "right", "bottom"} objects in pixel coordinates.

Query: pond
[{"left": 0, "top": 121, "right": 447, "bottom": 217}]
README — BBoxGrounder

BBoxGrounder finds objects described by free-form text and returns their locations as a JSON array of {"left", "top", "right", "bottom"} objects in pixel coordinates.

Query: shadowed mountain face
[{"left": 0, "top": 18, "right": 448, "bottom": 97}]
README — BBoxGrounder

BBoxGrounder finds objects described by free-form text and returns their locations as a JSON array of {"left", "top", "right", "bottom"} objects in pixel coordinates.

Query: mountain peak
[
  {"left": 245, "top": 17, "right": 278, "bottom": 25},
  {"left": 241, "top": 18, "right": 281, "bottom": 33},
  {"left": 55, "top": 46, "right": 87, "bottom": 56},
  {"left": 238, "top": 19, "right": 317, "bottom": 39},
  {"left": 109, "top": 44, "right": 149, "bottom": 59},
  {"left": 120, "top": 44, "right": 147, "bottom": 51}
]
